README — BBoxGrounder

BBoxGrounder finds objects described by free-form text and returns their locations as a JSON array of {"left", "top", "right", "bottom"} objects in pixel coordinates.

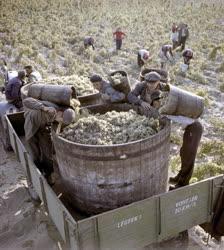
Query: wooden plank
[
  {"left": 44, "top": 179, "right": 66, "bottom": 241},
  {"left": 6, "top": 116, "right": 16, "bottom": 151},
  {"left": 27, "top": 155, "right": 43, "bottom": 200},
  {"left": 159, "top": 180, "right": 211, "bottom": 240},
  {"left": 14, "top": 132, "right": 27, "bottom": 171},
  {"left": 79, "top": 197, "right": 158, "bottom": 250}
]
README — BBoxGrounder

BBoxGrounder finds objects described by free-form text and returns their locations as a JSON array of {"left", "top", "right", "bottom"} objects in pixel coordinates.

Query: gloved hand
[
  {"left": 42, "top": 106, "right": 56, "bottom": 116},
  {"left": 101, "top": 93, "right": 110, "bottom": 101},
  {"left": 140, "top": 101, "right": 152, "bottom": 111}
]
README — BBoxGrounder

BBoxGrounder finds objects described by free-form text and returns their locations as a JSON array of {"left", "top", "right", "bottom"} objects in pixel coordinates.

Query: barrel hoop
[{"left": 56, "top": 132, "right": 170, "bottom": 161}]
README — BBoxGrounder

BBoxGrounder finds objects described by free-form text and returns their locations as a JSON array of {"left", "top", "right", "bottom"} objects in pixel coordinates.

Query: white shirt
[
  {"left": 138, "top": 49, "right": 149, "bottom": 62},
  {"left": 170, "top": 32, "right": 179, "bottom": 42},
  {"left": 29, "top": 71, "right": 42, "bottom": 82},
  {"left": 165, "top": 115, "right": 197, "bottom": 129}
]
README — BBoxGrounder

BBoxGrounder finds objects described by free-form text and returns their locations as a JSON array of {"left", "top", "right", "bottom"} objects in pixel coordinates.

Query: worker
[
  {"left": 84, "top": 36, "right": 95, "bottom": 50},
  {"left": 170, "top": 23, "right": 179, "bottom": 50},
  {"left": 113, "top": 28, "right": 126, "bottom": 50},
  {"left": 137, "top": 49, "right": 152, "bottom": 67},
  {"left": 128, "top": 72, "right": 203, "bottom": 189},
  {"left": 182, "top": 48, "right": 193, "bottom": 67},
  {"left": 23, "top": 96, "right": 79, "bottom": 184},
  {"left": 24, "top": 65, "right": 42, "bottom": 83},
  {"left": 5, "top": 70, "right": 26, "bottom": 109},
  {"left": 90, "top": 74, "right": 126, "bottom": 103},
  {"left": 177, "top": 23, "right": 189, "bottom": 51},
  {"left": 159, "top": 44, "right": 174, "bottom": 69},
  {"left": 128, "top": 71, "right": 166, "bottom": 118},
  {"left": 0, "top": 59, "right": 18, "bottom": 92}
]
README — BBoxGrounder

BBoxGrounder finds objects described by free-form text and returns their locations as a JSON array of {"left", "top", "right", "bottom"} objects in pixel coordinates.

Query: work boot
[{"left": 169, "top": 175, "right": 180, "bottom": 184}]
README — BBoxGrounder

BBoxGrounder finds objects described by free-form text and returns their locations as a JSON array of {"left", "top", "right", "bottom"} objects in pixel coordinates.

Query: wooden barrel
[
  {"left": 140, "top": 68, "right": 168, "bottom": 83},
  {"left": 52, "top": 104, "right": 171, "bottom": 214},
  {"left": 108, "top": 70, "right": 131, "bottom": 96},
  {"left": 21, "top": 83, "right": 101, "bottom": 107},
  {"left": 27, "top": 84, "right": 76, "bottom": 106},
  {"left": 159, "top": 85, "right": 204, "bottom": 118}
]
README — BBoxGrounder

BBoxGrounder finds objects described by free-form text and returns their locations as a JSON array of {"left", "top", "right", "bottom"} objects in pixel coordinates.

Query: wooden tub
[{"left": 52, "top": 104, "right": 171, "bottom": 214}]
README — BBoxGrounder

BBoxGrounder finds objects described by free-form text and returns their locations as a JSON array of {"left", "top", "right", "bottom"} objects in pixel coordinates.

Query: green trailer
[{"left": 4, "top": 112, "right": 223, "bottom": 250}]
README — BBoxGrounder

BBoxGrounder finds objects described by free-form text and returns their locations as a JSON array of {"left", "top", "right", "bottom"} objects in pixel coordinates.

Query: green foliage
[
  {"left": 216, "top": 62, "right": 224, "bottom": 73},
  {"left": 192, "top": 162, "right": 224, "bottom": 181},
  {"left": 208, "top": 46, "right": 221, "bottom": 61},
  {"left": 188, "top": 71, "right": 208, "bottom": 85},
  {"left": 170, "top": 133, "right": 182, "bottom": 145},
  {"left": 198, "top": 140, "right": 224, "bottom": 165},
  {"left": 169, "top": 155, "right": 181, "bottom": 173},
  {"left": 209, "top": 117, "right": 224, "bottom": 134}
]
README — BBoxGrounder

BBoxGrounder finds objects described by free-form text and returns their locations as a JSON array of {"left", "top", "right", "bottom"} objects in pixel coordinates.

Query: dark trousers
[
  {"left": 177, "top": 121, "right": 203, "bottom": 186},
  {"left": 172, "top": 41, "right": 179, "bottom": 50},
  {"left": 179, "top": 37, "right": 187, "bottom": 51},
  {"left": 116, "top": 39, "right": 122, "bottom": 50},
  {"left": 27, "top": 127, "right": 53, "bottom": 177},
  {"left": 137, "top": 54, "right": 144, "bottom": 67},
  {"left": 184, "top": 56, "right": 191, "bottom": 65}
]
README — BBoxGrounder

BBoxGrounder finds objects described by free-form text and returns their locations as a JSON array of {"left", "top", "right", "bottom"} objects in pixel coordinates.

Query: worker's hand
[
  {"left": 101, "top": 93, "right": 110, "bottom": 101},
  {"left": 141, "top": 101, "right": 152, "bottom": 111},
  {"left": 42, "top": 106, "right": 56, "bottom": 115}
]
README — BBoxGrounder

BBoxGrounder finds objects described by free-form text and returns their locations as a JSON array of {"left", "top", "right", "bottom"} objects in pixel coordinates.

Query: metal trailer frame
[{"left": 5, "top": 112, "right": 224, "bottom": 250}]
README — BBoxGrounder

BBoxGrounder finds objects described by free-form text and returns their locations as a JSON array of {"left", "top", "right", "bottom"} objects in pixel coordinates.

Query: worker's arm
[
  {"left": 104, "top": 86, "right": 125, "bottom": 103},
  {"left": 127, "top": 82, "right": 145, "bottom": 105},
  {"left": 9, "top": 81, "right": 22, "bottom": 100},
  {"left": 23, "top": 97, "right": 46, "bottom": 110}
]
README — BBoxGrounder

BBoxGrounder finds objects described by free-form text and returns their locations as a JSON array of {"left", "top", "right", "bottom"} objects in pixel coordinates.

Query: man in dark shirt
[
  {"left": 84, "top": 36, "right": 95, "bottom": 50},
  {"left": 90, "top": 74, "right": 126, "bottom": 103},
  {"left": 182, "top": 48, "right": 193, "bottom": 66},
  {"left": 128, "top": 71, "right": 166, "bottom": 118},
  {"left": 5, "top": 70, "right": 26, "bottom": 109},
  {"left": 23, "top": 97, "right": 79, "bottom": 184},
  {"left": 128, "top": 71, "right": 203, "bottom": 190}
]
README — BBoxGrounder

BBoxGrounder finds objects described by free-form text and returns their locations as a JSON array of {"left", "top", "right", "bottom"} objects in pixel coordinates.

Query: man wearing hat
[
  {"left": 23, "top": 96, "right": 79, "bottom": 185},
  {"left": 90, "top": 74, "right": 126, "bottom": 103},
  {"left": 128, "top": 71, "right": 203, "bottom": 190},
  {"left": 128, "top": 71, "right": 165, "bottom": 117}
]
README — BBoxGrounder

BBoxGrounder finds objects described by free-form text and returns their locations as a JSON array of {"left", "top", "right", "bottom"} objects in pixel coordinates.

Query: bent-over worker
[
  {"left": 159, "top": 44, "right": 174, "bottom": 69},
  {"left": 23, "top": 97, "right": 79, "bottom": 184},
  {"left": 84, "top": 36, "right": 95, "bottom": 50},
  {"left": 90, "top": 74, "right": 126, "bottom": 103},
  {"left": 137, "top": 49, "right": 152, "bottom": 67},
  {"left": 182, "top": 48, "right": 193, "bottom": 67}
]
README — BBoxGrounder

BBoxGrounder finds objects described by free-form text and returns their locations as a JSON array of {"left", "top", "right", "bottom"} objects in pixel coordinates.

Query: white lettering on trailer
[
  {"left": 117, "top": 215, "right": 142, "bottom": 228},
  {"left": 175, "top": 195, "right": 198, "bottom": 214}
]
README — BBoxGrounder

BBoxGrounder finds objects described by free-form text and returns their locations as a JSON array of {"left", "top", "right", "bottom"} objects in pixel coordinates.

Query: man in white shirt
[
  {"left": 137, "top": 49, "right": 152, "bottom": 67},
  {"left": 24, "top": 65, "right": 42, "bottom": 83}
]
